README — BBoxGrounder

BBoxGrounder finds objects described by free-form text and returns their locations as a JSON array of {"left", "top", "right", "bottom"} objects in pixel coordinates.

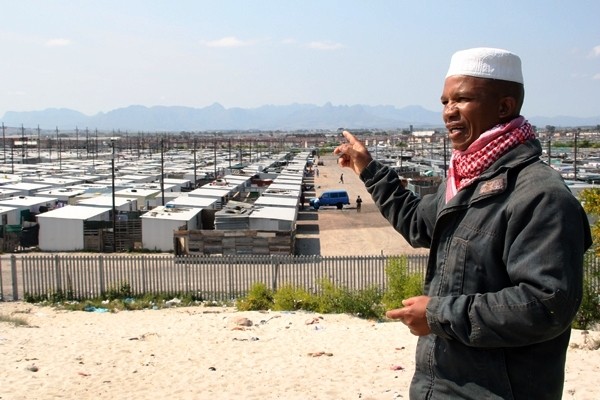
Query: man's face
[{"left": 441, "top": 75, "right": 503, "bottom": 151}]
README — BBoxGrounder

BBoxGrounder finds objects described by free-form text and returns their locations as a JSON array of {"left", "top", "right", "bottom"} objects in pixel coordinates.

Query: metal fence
[
  {"left": 1, "top": 253, "right": 428, "bottom": 302},
  {"left": 1, "top": 252, "right": 599, "bottom": 302}
]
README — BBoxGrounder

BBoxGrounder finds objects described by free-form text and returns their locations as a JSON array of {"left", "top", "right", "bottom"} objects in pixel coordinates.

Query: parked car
[{"left": 309, "top": 189, "right": 350, "bottom": 210}]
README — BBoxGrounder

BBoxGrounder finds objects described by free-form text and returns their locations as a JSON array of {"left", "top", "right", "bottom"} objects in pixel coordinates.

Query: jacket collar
[{"left": 443, "top": 139, "right": 542, "bottom": 207}]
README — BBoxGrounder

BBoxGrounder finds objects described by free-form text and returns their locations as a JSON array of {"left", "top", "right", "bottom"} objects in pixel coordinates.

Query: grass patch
[
  {"left": 26, "top": 281, "right": 230, "bottom": 312},
  {"left": 0, "top": 313, "right": 29, "bottom": 327},
  {"left": 236, "top": 258, "right": 422, "bottom": 320}
]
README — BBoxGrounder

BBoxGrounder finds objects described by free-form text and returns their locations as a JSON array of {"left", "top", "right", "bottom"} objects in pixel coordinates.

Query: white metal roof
[
  {"left": 249, "top": 206, "right": 296, "bottom": 222},
  {"left": 166, "top": 196, "right": 217, "bottom": 208},
  {"left": 140, "top": 205, "right": 201, "bottom": 221},
  {"left": 36, "top": 205, "right": 111, "bottom": 220},
  {"left": 77, "top": 195, "right": 137, "bottom": 207},
  {"left": 0, "top": 195, "right": 57, "bottom": 207},
  {"left": 254, "top": 196, "right": 298, "bottom": 208}
]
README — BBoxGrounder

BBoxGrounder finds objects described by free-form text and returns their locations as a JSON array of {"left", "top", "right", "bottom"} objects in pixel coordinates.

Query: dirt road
[{"left": 296, "top": 154, "right": 429, "bottom": 257}]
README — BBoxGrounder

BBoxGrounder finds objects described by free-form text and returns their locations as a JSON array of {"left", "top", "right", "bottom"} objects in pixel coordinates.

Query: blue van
[{"left": 309, "top": 189, "right": 350, "bottom": 210}]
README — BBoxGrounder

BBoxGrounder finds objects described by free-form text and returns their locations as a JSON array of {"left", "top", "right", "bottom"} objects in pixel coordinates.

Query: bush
[
  {"left": 314, "top": 278, "right": 347, "bottom": 314},
  {"left": 381, "top": 256, "right": 423, "bottom": 311},
  {"left": 236, "top": 282, "right": 274, "bottom": 311},
  {"left": 573, "top": 277, "right": 600, "bottom": 330},
  {"left": 237, "top": 279, "right": 384, "bottom": 319},
  {"left": 344, "top": 285, "right": 385, "bottom": 319},
  {"left": 273, "top": 284, "right": 318, "bottom": 311},
  {"left": 105, "top": 282, "right": 133, "bottom": 301},
  {"left": 313, "top": 278, "right": 384, "bottom": 319}
]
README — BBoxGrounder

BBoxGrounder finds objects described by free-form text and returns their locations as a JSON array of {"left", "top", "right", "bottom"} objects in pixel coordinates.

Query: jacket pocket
[{"left": 438, "top": 236, "right": 467, "bottom": 296}]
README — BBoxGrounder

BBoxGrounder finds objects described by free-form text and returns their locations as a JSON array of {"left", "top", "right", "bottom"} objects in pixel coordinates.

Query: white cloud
[
  {"left": 593, "top": 73, "right": 600, "bottom": 80},
  {"left": 45, "top": 38, "right": 71, "bottom": 47},
  {"left": 588, "top": 45, "right": 600, "bottom": 58},
  {"left": 202, "top": 37, "right": 253, "bottom": 48},
  {"left": 306, "top": 41, "right": 344, "bottom": 51}
]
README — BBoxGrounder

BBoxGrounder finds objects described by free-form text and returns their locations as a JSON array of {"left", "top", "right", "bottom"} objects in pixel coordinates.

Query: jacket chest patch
[{"left": 479, "top": 177, "right": 506, "bottom": 195}]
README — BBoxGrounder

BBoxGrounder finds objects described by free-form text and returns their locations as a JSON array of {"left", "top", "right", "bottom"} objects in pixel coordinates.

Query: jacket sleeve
[
  {"left": 360, "top": 160, "right": 436, "bottom": 249},
  {"left": 426, "top": 167, "right": 592, "bottom": 348}
]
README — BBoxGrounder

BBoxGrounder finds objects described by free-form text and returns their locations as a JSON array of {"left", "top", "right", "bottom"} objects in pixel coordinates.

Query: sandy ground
[
  {"left": 1, "top": 302, "right": 599, "bottom": 400},
  {"left": 1, "top": 154, "right": 599, "bottom": 399}
]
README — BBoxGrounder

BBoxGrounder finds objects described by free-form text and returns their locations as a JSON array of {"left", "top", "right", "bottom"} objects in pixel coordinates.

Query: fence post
[
  {"left": 271, "top": 255, "right": 280, "bottom": 292},
  {"left": 98, "top": 255, "right": 105, "bottom": 295},
  {"left": 184, "top": 256, "right": 190, "bottom": 295},
  {"left": 0, "top": 256, "right": 3, "bottom": 301},
  {"left": 227, "top": 255, "right": 233, "bottom": 300},
  {"left": 54, "top": 254, "right": 62, "bottom": 294},
  {"left": 11, "top": 255, "right": 18, "bottom": 301}
]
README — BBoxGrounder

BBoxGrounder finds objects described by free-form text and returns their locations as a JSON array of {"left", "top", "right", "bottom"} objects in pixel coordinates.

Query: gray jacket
[{"left": 360, "top": 139, "right": 592, "bottom": 399}]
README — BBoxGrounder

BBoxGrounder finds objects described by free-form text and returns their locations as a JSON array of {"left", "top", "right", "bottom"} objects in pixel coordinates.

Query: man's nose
[{"left": 443, "top": 102, "right": 458, "bottom": 120}]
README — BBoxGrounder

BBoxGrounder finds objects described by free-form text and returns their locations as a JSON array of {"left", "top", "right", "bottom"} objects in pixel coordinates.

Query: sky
[{"left": 1, "top": 0, "right": 599, "bottom": 120}]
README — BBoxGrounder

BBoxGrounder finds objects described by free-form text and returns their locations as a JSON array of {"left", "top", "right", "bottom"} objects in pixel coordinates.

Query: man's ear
[{"left": 499, "top": 97, "right": 517, "bottom": 119}]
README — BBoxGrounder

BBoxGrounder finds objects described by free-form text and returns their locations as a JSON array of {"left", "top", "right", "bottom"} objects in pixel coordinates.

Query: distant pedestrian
[
  {"left": 356, "top": 195, "right": 362, "bottom": 212},
  {"left": 316, "top": 168, "right": 319, "bottom": 177},
  {"left": 339, "top": 173, "right": 344, "bottom": 184}
]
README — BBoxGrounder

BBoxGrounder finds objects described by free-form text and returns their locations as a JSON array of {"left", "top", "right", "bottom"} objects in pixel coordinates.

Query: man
[
  {"left": 335, "top": 48, "right": 592, "bottom": 399},
  {"left": 356, "top": 195, "right": 362, "bottom": 212}
]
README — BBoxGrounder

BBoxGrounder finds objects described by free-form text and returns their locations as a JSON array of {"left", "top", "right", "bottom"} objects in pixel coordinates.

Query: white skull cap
[{"left": 446, "top": 47, "right": 523, "bottom": 84}]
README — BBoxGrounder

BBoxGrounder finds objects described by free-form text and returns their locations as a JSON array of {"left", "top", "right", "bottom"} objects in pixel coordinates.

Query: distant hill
[
  {"left": 1, "top": 103, "right": 598, "bottom": 131},
  {"left": 0, "top": 104, "right": 441, "bottom": 131}
]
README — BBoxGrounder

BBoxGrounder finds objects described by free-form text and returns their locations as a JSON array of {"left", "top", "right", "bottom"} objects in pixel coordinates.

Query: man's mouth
[{"left": 447, "top": 126, "right": 465, "bottom": 137}]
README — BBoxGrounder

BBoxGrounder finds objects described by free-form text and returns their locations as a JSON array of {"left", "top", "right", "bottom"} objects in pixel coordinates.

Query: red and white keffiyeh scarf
[{"left": 445, "top": 116, "right": 535, "bottom": 203}]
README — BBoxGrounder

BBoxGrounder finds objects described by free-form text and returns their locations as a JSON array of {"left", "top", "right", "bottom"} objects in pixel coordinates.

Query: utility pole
[
  {"left": 93, "top": 128, "right": 98, "bottom": 168},
  {"left": 228, "top": 138, "right": 232, "bottom": 169},
  {"left": 85, "top": 127, "right": 89, "bottom": 159},
  {"left": 56, "top": 127, "right": 62, "bottom": 171},
  {"left": 193, "top": 138, "right": 197, "bottom": 188},
  {"left": 21, "top": 124, "right": 25, "bottom": 164},
  {"left": 160, "top": 138, "right": 165, "bottom": 206},
  {"left": 2, "top": 122, "right": 6, "bottom": 164},
  {"left": 574, "top": 128, "right": 580, "bottom": 181},
  {"left": 10, "top": 139, "right": 14, "bottom": 173},
  {"left": 37, "top": 125, "right": 41, "bottom": 162},
  {"left": 111, "top": 139, "right": 117, "bottom": 252},
  {"left": 213, "top": 138, "right": 217, "bottom": 178}
]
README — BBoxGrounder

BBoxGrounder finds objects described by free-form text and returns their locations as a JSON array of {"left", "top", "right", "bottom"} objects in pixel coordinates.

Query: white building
[
  {"left": 253, "top": 196, "right": 299, "bottom": 209},
  {"left": 0, "top": 182, "right": 52, "bottom": 196},
  {"left": 0, "top": 205, "right": 20, "bottom": 225},
  {"left": 36, "top": 205, "right": 111, "bottom": 251},
  {"left": 166, "top": 195, "right": 217, "bottom": 210},
  {"left": 249, "top": 206, "right": 296, "bottom": 231},
  {"left": 114, "top": 187, "right": 161, "bottom": 210},
  {"left": 140, "top": 205, "right": 202, "bottom": 251},
  {"left": 76, "top": 195, "right": 138, "bottom": 212},
  {"left": 0, "top": 195, "right": 58, "bottom": 215},
  {"left": 34, "top": 187, "right": 87, "bottom": 205}
]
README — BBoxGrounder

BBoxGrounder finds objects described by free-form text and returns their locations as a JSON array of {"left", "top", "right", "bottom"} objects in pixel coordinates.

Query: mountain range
[{"left": 2, "top": 103, "right": 599, "bottom": 132}]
